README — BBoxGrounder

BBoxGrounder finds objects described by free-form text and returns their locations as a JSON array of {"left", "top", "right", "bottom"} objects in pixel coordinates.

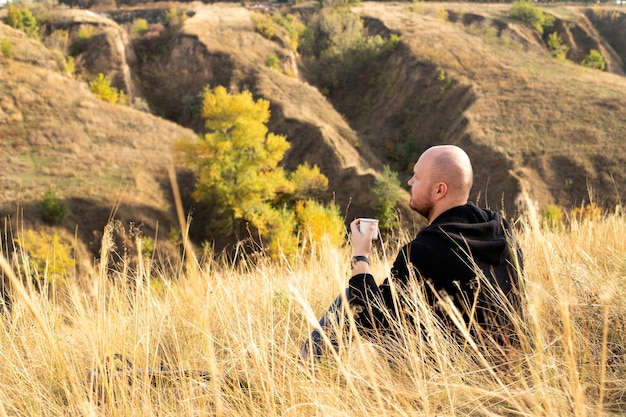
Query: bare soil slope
[
  {"left": 349, "top": 2, "right": 626, "bottom": 210},
  {"left": 0, "top": 42, "right": 196, "bottom": 259}
]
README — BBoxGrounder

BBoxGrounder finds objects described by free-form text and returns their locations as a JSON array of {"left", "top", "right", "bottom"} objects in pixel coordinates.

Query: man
[{"left": 301, "top": 145, "right": 524, "bottom": 362}]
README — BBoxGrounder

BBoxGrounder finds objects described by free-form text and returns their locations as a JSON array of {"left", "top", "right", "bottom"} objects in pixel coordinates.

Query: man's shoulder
[{"left": 431, "top": 203, "right": 502, "bottom": 226}]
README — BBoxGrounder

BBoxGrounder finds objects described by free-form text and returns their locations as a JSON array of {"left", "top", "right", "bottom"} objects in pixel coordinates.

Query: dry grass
[{"left": 0, "top": 199, "right": 625, "bottom": 416}]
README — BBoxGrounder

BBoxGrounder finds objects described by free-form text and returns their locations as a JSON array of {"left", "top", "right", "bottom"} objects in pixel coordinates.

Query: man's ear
[{"left": 433, "top": 182, "right": 447, "bottom": 200}]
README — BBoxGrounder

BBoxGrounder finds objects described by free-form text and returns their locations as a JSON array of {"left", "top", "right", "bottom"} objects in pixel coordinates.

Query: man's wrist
[{"left": 351, "top": 255, "right": 370, "bottom": 268}]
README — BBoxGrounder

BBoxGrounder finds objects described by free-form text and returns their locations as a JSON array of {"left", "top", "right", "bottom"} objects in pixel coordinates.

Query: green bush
[
  {"left": 304, "top": 8, "right": 395, "bottom": 91},
  {"left": 580, "top": 49, "right": 606, "bottom": 71},
  {"left": 547, "top": 32, "right": 568, "bottom": 60},
  {"left": 290, "top": 163, "right": 329, "bottom": 201},
  {"left": 272, "top": 13, "right": 307, "bottom": 52},
  {"left": 387, "top": 33, "right": 401, "bottom": 51},
  {"left": 541, "top": 203, "right": 564, "bottom": 229},
  {"left": 133, "top": 18, "right": 149, "bottom": 36},
  {"left": 5, "top": 4, "right": 40, "bottom": 39},
  {"left": 267, "top": 207, "right": 298, "bottom": 261},
  {"left": 509, "top": 0, "right": 553, "bottom": 35},
  {"left": 252, "top": 12, "right": 278, "bottom": 40},
  {"left": 295, "top": 200, "right": 345, "bottom": 248},
  {"left": 165, "top": 7, "right": 187, "bottom": 29},
  {"left": 89, "top": 73, "right": 126, "bottom": 104},
  {"left": 41, "top": 189, "right": 68, "bottom": 225},
  {"left": 140, "top": 236, "right": 155, "bottom": 257},
  {"left": 16, "top": 230, "right": 75, "bottom": 286},
  {"left": 371, "top": 165, "right": 403, "bottom": 232},
  {"left": 1, "top": 39, "right": 11, "bottom": 58},
  {"left": 76, "top": 24, "right": 95, "bottom": 41},
  {"left": 266, "top": 52, "right": 282, "bottom": 71},
  {"left": 63, "top": 56, "right": 75, "bottom": 76}
]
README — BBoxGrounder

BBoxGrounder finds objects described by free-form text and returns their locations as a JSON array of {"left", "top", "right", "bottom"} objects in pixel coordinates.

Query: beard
[{"left": 409, "top": 197, "right": 433, "bottom": 220}]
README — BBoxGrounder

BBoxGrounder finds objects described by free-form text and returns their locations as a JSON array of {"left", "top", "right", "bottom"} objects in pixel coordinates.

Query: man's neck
[{"left": 427, "top": 201, "right": 468, "bottom": 224}]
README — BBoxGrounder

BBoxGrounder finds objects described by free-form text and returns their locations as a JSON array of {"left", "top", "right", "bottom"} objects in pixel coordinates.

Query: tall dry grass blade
[
  {"left": 0, "top": 251, "right": 88, "bottom": 413},
  {"left": 522, "top": 192, "right": 587, "bottom": 416},
  {"left": 168, "top": 164, "right": 197, "bottom": 278}
]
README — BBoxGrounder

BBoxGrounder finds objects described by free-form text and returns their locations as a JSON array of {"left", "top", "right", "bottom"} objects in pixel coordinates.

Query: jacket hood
[{"left": 427, "top": 203, "right": 511, "bottom": 265}]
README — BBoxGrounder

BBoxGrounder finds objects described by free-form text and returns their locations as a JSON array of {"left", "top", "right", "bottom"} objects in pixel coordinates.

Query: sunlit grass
[{"left": 0, "top": 203, "right": 625, "bottom": 416}]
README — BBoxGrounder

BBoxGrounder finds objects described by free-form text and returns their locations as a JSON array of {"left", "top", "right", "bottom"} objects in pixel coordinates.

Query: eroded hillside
[
  {"left": 2, "top": 1, "right": 626, "bottom": 267},
  {"left": 0, "top": 21, "right": 196, "bottom": 266},
  {"left": 345, "top": 3, "right": 626, "bottom": 211}
]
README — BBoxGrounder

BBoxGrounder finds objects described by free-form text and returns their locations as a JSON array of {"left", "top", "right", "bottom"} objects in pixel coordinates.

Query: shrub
[
  {"left": 387, "top": 33, "right": 401, "bottom": 51},
  {"left": 63, "top": 56, "right": 75, "bottom": 76},
  {"left": 140, "top": 236, "right": 154, "bottom": 257},
  {"left": 76, "top": 24, "right": 95, "bottom": 41},
  {"left": 547, "top": 32, "right": 568, "bottom": 60},
  {"left": 1, "top": 39, "right": 11, "bottom": 58},
  {"left": 133, "top": 18, "right": 149, "bottom": 36},
  {"left": 295, "top": 200, "right": 345, "bottom": 248},
  {"left": 437, "top": 69, "right": 449, "bottom": 95},
  {"left": 266, "top": 52, "right": 282, "bottom": 71},
  {"left": 290, "top": 163, "right": 329, "bottom": 201},
  {"left": 272, "top": 13, "right": 307, "bottom": 52},
  {"left": 5, "top": 4, "right": 40, "bottom": 39},
  {"left": 252, "top": 12, "right": 278, "bottom": 40},
  {"left": 541, "top": 203, "right": 564, "bottom": 229},
  {"left": 168, "top": 227, "right": 182, "bottom": 246},
  {"left": 571, "top": 203, "right": 602, "bottom": 222},
  {"left": 371, "top": 165, "right": 403, "bottom": 232},
  {"left": 89, "top": 73, "right": 125, "bottom": 104},
  {"left": 509, "top": 0, "right": 553, "bottom": 35},
  {"left": 267, "top": 207, "right": 298, "bottom": 260},
  {"left": 165, "top": 7, "right": 187, "bottom": 30},
  {"left": 41, "top": 189, "right": 68, "bottom": 225},
  {"left": 580, "top": 49, "right": 606, "bottom": 71},
  {"left": 15, "top": 230, "right": 75, "bottom": 286},
  {"left": 305, "top": 9, "right": 394, "bottom": 90}
]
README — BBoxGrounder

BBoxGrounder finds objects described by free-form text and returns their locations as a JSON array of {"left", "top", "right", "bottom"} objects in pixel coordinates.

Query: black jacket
[{"left": 349, "top": 203, "right": 524, "bottom": 342}]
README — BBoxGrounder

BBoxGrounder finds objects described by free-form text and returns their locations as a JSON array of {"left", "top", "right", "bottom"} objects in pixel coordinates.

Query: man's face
[{"left": 407, "top": 156, "right": 434, "bottom": 219}]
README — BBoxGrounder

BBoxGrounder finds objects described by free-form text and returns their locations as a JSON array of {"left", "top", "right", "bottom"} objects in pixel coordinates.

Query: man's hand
[{"left": 350, "top": 218, "right": 377, "bottom": 257}]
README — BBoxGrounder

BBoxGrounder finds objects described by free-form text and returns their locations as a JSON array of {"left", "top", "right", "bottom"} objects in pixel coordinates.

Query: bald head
[
  {"left": 408, "top": 145, "right": 474, "bottom": 222},
  {"left": 425, "top": 145, "right": 473, "bottom": 201}
]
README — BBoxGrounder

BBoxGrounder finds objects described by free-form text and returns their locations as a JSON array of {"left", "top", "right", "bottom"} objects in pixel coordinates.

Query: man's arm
[{"left": 347, "top": 219, "right": 421, "bottom": 329}]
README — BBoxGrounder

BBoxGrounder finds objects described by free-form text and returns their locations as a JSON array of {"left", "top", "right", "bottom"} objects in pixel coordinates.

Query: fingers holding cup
[{"left": 358, "top": 218, "right": 379, "bottom": 240}]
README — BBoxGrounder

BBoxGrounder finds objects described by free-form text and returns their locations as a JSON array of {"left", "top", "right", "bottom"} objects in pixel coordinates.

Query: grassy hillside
[
  {"left": 2, "top": 1, "right": 626, "bottom": 265},
  {"left": 0, "top": 201, "right": 624, "bottom": 415},
  {"left": 346, "top": 3, "right": 626, "bottom": 212}
]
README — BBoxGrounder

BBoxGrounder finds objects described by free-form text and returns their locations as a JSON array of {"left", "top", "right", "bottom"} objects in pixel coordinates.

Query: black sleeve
[{"left": 348, "top": 242, "right": 426, "bottom": 329}]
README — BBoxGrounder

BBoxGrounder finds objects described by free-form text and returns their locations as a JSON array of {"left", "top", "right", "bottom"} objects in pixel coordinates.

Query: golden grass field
[{"left": 0, "top": 197, "right": 625, "bottom": 416}]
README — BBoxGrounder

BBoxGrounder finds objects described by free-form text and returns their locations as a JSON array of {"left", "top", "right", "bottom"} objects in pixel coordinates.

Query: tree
[
  {"left": 173, "top": 86, "right": 292, "bottom": 237},
  {"left": 174, "top": 86, "right": 344, "bottom": 259}
]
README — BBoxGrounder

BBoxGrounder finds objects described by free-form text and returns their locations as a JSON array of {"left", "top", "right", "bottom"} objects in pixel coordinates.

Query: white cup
[{"left": 359, "top": 218, "right": 379, "bottom": 239}]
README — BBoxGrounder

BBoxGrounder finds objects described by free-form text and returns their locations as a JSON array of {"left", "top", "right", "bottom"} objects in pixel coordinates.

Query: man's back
[
  {"left": 349, "top": 203, "right": 523, "bottom": 344},
  {"left": 303, "top": 146, "right": 524, "bottom": 363}
]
